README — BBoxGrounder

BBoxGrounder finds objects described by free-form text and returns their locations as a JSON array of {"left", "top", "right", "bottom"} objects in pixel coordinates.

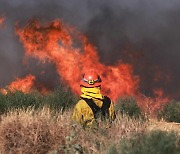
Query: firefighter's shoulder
[{"left": 74, "top": 99, "right": 90, "bottom": 110}]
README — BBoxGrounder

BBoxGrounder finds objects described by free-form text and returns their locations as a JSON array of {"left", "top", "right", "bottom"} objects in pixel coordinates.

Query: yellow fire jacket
[{"left": 72, "top": 97, "right": 116, "bottom": 127}]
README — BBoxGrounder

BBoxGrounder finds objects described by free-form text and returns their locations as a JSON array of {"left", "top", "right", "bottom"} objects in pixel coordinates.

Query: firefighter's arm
[
  {"left": 72, "top": 101, "right": 84, "bottom": 124},
  {"left": 72, "top": 100, "right": 95, "bottom": 126},
  {"left": 109, "top": 101, "right": 116, "bottom": 121}
]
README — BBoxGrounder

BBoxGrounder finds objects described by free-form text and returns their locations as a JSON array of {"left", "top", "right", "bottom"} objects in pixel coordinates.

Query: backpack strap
[
  {"left": 101, "top": 96, "right": 111, "bottom": 118},
  {"left": 81, "top": 98, "right": 101, "bottom": 119},
  {"left": 81, "top": 96, "right": 111, "bottom": 119}
]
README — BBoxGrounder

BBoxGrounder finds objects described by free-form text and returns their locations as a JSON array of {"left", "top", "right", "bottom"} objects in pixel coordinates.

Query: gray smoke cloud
[{"left": 0, "top": 0, "right": 180, "bottom": 99}]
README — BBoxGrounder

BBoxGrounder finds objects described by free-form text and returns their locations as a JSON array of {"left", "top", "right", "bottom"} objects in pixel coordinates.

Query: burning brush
[
  {"left": 0, "top": 75, "right": 36, "bottom": 95},
  {"left": 0, "top": 17, "right": 5, "bottom": 25},
  {"left": 0, "top": 74, "right": 48, "bottom": 95},
  {"left": 15, "top": 19, "right": 139, "bottom": 101},
  {"left": 0, "top": 18, "right": 170, "bottom": 113}
]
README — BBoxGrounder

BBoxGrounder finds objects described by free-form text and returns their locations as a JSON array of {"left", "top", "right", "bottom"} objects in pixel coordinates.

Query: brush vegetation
[
  {"left": 0, "top": 88, "right": 179, "bottom": 153},
  {"left": 0, "top": 108, "right": 179, "bottom": 153},
  {"left": 115, "top": 96, "right": 145, "bottom": 120},
  {"left": 0, "top": 108, "right": 147, "bottom": 153},
  {"left": 0, "top": 86, "right": 77, "bottom": 114},
  {"left": 158, "top": 100, "right": 180, "bottom": 123},
  {"left": 118, "top": 130, "right": 180, "bottom": 154}
]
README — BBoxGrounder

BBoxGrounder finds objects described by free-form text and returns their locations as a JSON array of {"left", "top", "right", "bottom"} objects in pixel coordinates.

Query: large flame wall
[
  {"left": 16, "top": 20, "right": 139, "bottom": 101},
  {"left": 0, "top": 1, "right": 180, "bottom": 104}
]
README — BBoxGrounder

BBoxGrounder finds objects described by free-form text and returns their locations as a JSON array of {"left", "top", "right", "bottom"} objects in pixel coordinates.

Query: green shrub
[
  {"left": 44, "top": 86, "right": 78, "bottom": 112},
  {"left": 119, "top": 130, "right": 180, "bottom": 154},
  {"left": 115, "top": 96, "right": 144, "bottom": 119},
  {"left": 158, "top": 101, "right": 180, "bottom": 123},
  {"left": 0, "top": 91, "right": 42, "bottom": 114},
  {"left": 108, "top": 145, "right": 118, "bottom": 154},
  {"left": 0, "top": 86, "right": 77, "bottom": 114}
]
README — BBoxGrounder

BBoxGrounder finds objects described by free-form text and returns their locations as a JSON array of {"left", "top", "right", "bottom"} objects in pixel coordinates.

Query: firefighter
[{"left": 72, "top": 69, "right": 116, "bottom": 127}]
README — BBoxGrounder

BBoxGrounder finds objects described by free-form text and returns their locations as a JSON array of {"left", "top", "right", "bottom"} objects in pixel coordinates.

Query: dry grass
[
  {"left": 0, "top": 108, "right": 148, "bottom": 154},
  {"left": 147, "top": 119, "right": 180, "bottom": 135},
  {"left": 52, "top": 113, "right": 148, "bottom": 153},
  {"left": 60, "top": 117, "right": 147, "bottom": 153},
  {"left": 0, "top": 108, "right": 178, "bottom": 154},
  {"left": 0, "top": 108, "right": 71, "bottom": 154}
]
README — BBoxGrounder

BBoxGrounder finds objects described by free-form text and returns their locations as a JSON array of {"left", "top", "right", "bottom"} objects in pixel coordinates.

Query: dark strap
[
  {"left": 81, "top": 96, "right": 111, "bottom": 119},
  {"left": 101, "top": 96, "right": 111, "bottom": 118}
]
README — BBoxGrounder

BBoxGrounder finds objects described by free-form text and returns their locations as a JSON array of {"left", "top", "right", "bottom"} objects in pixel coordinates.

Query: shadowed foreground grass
[{"left": 0, "top": 108, "right": 179, "bottom": 154}]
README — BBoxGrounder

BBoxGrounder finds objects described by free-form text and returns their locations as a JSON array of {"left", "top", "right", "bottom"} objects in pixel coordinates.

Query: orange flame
[
  {"left": 0, "top": 16, "right": 5, "bottom": 26},
  {"left": 1, "top": 75, "right": 36, "bottom": 94},
  {"left": 137, "top": 88, "right": 169, "bottom": 114},
  {"left": 0, "top": 74, "right": 50, "bottom": 95},
  {"left": 152, "top": 88, "right": 169, "bottom": 111},
  {"left": 16, "top": 19, "right": 139, "bottom": 101}
]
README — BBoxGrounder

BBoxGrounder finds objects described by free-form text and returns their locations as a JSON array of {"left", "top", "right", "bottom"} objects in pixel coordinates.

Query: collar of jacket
[{"left": 80, "top": 87, "right": 103, "bottom": 100}]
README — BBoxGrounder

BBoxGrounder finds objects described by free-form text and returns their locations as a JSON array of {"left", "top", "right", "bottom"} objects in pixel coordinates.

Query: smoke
[{"left": 0, "top": 0, "right": 180, "bottom": 99}]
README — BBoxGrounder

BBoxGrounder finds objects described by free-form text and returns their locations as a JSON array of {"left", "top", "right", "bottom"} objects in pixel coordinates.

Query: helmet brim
[{"left": 80, "top": 80, "right": 101, "bottom": 88}]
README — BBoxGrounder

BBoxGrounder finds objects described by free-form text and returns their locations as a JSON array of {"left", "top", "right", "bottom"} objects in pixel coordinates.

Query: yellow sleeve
[
  {"left": 109, "top": 101, "right": 116, "bottom": 121},
  {"left": 72, "top": 102, "right": 83, "bottom": 124},
  {"left": 72, "top": 100, "right": 95, "bottom": 127}
]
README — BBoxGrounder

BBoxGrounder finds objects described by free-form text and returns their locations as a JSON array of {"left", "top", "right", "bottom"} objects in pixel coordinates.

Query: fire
[
  {"left": 1, "top": 75, "right": 36, "bottom": 94},
  {"left": 0, "top": 74, "right": 49, "bottom": 95},
  {"left": 0, "top": 18, "right": 170, "bottom": 114},
  {"left": 152, "top": 88, "right": 169, "bottom": 111},
  {"left": 137, "top": 88, "right": 169, "bottom": 114},
  {"left": 16, "top": 19, "right": 139, "bottom": 101},
  {"left": 0, "top": 16, "right": 5, "bottom": 26}
]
